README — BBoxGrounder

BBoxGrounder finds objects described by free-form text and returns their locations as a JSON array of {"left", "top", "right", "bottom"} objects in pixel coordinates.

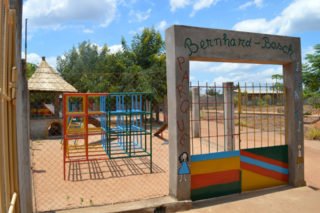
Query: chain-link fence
[
  {"left": 30, "top": 79, "right": 288, "bottom": 211},
  {"left": 30, "top": 91, "right": 169, "bottom": 212}
]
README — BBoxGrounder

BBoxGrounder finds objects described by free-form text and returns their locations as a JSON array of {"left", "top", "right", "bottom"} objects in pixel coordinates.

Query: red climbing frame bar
[{"left": 63, "top": 93, "right": 108, "bottom": 180}]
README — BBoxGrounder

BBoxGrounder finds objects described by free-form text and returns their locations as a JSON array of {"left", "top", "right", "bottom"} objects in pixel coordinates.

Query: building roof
[
  {"left": 28, "top": 57, "right": 77, "bottom": 92},
  {"left": 234, "top": 88, "right": 283, "bottom": 94}
]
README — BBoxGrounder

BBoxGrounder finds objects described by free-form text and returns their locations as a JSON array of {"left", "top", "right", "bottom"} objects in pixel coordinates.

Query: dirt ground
[
  {"left": 31, "top": 134, "right": 169, "bottom": 212},
  {"left": 31, "top": 115, "right": 318, "bottom": 212}
]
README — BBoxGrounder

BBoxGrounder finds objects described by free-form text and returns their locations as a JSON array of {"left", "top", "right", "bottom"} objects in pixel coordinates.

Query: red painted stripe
[
  {"left": 241, "top": 162, "right": 288, "bottom": 182},
  {"left": 240, "top": 150, "right": 288, "bottom": 168},
  {"left": 191, "top": 170, "right": 240, "bottom": 190}
]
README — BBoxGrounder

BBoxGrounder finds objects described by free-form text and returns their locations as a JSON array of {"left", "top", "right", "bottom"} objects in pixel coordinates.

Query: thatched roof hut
[
  {"left": 28, "top": 57, "right": 77, "bottom": 92},
  {"left": 28, "top": 57, "right": 77, "bottom": 139}
]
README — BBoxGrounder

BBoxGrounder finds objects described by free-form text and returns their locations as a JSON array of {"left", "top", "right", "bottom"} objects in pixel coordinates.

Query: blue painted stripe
[
  {"left": 191, "top": 151, "right": 240, "bottom": 162},
  {"left": 240, "top": 156, "right": 288, "bottom": 174}
]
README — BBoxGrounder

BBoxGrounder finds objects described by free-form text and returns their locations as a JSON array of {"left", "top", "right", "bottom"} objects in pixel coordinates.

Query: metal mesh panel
[
  {"left": 30, "top": 92, "right": 169, "bottom": 212},
  {"left": 190, "top": 82, "right": 285, "bottom": 155}
]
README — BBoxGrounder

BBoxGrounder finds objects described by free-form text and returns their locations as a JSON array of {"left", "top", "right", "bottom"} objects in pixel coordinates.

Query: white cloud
[
  {"left": 233, "top": 18, "right": 280, "bottom": 34},
  {"left": 24, "top": 52, "right": 57, "bottom": 68},
  {"left": 170, "top": 0, "right": 190, "bottom": 12},
  {"left": 91, "top": 43, "right": 123, "bottom": 54},
  {"left": 211, "top": 66, "right": 282, "bottom": 85},
  {"left": 191, "top": 0, "right": 218, "bottom": 17},
  {"left": 156, "top": 20, "right": 168, "bottom": 31},
  {"left": 25, "top": 52, "right": 41, "bottom": 64},
  {"left": 23, "top": 0, "right": 117, "bottom": 30},
  {"left": 129, "top": 27, "right": 144, "bottom": 35},
  {"left": 233, "top": 0, "right": 320, "bottom": 35},
  {"left": 83, "top": 28, "right": 94, "bottom": 34},
  {"left": 304, "top": 46, "right": 316, "bottom": 56},
  {"left": 129, "top": 30, "right": 137, "bottom": 35},
  {"left": 239, "top": 0, "right": 263, "bottom": 10},
  {"left": 190, "top": 61, "right": 282, "bottom": 84},
  {"left": 129, "top": 8, "right": 152, "bottom": 23},
  {"left": 109, "top": 44, "right": 123, "bottom": 54},
  {"left": 302, "top": 46, "right": 316, "bottom": 63},
  {"left": 170, "top": 0, "right": 218, "bottom": 16},
  {"left": 46, "top": 57, "right": 58, "bottom": 69}
]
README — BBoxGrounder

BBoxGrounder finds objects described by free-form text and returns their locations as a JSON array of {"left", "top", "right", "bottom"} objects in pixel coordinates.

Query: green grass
[
  {"left": 235, "top": 120, "right": 248, "bottom": 127},
  {"left": 305, "top": 127, "right": 320, "bottom": 140}
]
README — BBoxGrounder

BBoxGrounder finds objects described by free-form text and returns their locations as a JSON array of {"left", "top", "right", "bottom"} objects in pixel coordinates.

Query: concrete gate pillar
[
  {"left": 283, "top": 60, "right": 305, "bottom": 186},
  {"left": 192, "top": 87, "right": 200, "bottom": 138},
  {"left": 223, "top": 82, "right": 234, "bottom": 151},
  {"left": 166, "top": 26, "right": 191, "bottom": 200}
]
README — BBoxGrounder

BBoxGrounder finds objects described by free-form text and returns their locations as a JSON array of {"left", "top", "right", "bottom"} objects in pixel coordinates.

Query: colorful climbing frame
[
  {"left": 62, "top": 92, "right": 153, "bottom": 180},
  {"left": 104, "top": 93, "right": 153, "bottom": 172},
  {"left": 62, "top": 93, "right": 108, "bottom": 180}
]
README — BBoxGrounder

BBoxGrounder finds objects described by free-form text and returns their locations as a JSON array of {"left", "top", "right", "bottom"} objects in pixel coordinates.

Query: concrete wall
[
  {"left": 30, "top": 118, "right": 62, "bottom": 139},
  {"left": 165, "top": 25, "right": 304, "bottom": 201}
]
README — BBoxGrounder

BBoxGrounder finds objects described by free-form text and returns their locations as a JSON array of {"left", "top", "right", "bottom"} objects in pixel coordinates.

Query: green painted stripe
[
  {"left": 243, "top": 145, "right": 288, "bottom": 163},
  {"left": 191, "top": 181, "right": 241, "bottom": 201}
]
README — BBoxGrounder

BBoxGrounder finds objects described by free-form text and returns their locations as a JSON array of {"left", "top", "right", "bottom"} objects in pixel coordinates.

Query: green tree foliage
[
  {"left": 131, "top": 28, "right": 164, "bottom": 69},
  {"left": 263, "top": 94, "right": 272, "bottom": 105},
  {"left": 57, "top": 41, "right": 111, "bottom": 92},
  {"left": 26, "top": 62, "right": 37, "bottom": 79},
  {"left": 302, "top": 44, "right": 320, "bottom": 109},
  {"left": 57, "top": 28, "right": 167, "bottom": 120},
  {"left": 271, "top": 74, "right": 283, "bottom": 91},
  {"left": 206, "top": 88, "right": 218, "bottom": 96},
  {"left": 303, "top": 44, "right": 320, "bottom": 95}
]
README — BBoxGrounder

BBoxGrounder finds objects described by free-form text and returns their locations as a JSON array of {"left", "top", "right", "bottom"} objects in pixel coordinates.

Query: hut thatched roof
[{"left": 28, "top": 57, "right": 77, "bottom": 92}]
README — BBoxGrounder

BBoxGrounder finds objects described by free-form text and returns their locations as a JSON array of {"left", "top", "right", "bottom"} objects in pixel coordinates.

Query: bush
[
  {"left": 235, "top": 120, "right": 248, "bottom": 127},
  {"left": 306, "top": 94, "right": 320, "bottom": 109},
  {"left": 305, "top": 127, "right": 320, "bottom": 140},
  {"left": 304, "top": 111, "right": 312, "bottom": 115}
]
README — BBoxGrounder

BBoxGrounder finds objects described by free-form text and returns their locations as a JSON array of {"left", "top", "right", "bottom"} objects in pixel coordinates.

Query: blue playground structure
[
  {"left": 63, "top": 92, "right": 153, "bottom": 180},
  {"left": 103, "top": 93, "right": 153, "bottom": 172}
]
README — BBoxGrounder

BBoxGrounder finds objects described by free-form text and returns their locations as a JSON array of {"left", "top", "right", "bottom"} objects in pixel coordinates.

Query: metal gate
[{"left": 189, "top": 82, "right": 288, "bottom": 200}]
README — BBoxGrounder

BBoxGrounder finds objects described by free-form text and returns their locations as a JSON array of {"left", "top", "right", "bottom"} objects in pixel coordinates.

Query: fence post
[
  {"left": 16, "top": 59, "right": 33, "bottom": 212},
  {"left": 223, "top": 82, "right": 234, "bottom": 151},
  {"left": 192, "top": 87, "right": 200, "bottom": 138}
]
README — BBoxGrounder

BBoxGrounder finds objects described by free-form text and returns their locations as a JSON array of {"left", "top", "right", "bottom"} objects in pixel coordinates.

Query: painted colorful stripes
[
  {"left": 191, "top": 151, "right": 241, "bottom": 200},
  {"left": 191, "top": 170, "right": 240, "bottom": 190},
  {"left": 191, "top": 181, "right": 241, "bottom": 201},
  {"left": 240, "top": 156, "right": 288, "bottom": 174},
  {"left": 240, "top": 150, "right": 288, "bottom": 168},
  {"left": 191, "top": 150, "right": 240, "bottom": 162},
  {"left": 241, "top": 145, "right": 288, "bottom": 191},
  {"left": 241, "top": 162, "right": 288, "bottom": 182},
  {"left": 191, "top": 145, "right": 289, "bottom": 200},
  {"left": 191, "top": 156, "right": 240, "bottom": 175}
]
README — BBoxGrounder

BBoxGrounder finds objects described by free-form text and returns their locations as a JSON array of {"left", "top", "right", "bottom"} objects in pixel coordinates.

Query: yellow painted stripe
[
  {"left": 191, "top": 157, "right": 240, "bottom": 175},
  {"left": 241, "top": 169, "right": 286, "bottom": 192}
]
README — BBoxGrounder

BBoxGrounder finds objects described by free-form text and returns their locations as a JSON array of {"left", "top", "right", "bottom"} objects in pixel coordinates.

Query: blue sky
[{"left": 23, "top": 0, "right": 320, "bottom": 85}]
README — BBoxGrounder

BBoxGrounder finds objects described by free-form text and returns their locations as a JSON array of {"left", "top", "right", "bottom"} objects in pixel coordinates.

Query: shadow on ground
[{"left": 67, "top": 157, "right": 165, "bottom": 181}]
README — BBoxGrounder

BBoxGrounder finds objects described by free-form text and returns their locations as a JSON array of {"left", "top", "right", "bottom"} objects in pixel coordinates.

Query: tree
[
  {"left": 57, "top": 41, "right": 111, "bottom": 92},
  {"left": 271, "top": 74, "right": 283, "bottom": 91},
  {"left": 129, "top": 28, "right": 166, "bottom": 121},
  {"left": 303, "top": 44, "right": 320, "bottom": 95},
  {"left": 57, "top": 28, "right": 167, "bottom": 121},
  {"left": 26, "top": 62, "right": 37, "bottom": 79},
  {"left": 206, "top": 88, "right": 218, "bottom": 96},
  {"left": 303, "top": 44, "right": 320, "bottom": 109},
  {"left": 131, "top": 28, "right": 164, "bottom": 69}
]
